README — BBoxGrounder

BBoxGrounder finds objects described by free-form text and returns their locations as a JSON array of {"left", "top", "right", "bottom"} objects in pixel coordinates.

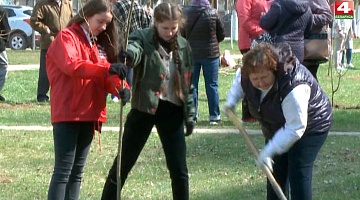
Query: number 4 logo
[{"left": 335, "top": 1, "right": 354, "bottom": 19}]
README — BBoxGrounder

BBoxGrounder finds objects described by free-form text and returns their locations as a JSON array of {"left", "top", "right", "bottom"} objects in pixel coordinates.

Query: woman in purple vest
[{"left": 224, "top": 43, "right": 332, "bottom": 200}]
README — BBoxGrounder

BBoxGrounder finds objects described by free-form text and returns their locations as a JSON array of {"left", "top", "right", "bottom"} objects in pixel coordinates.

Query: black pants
[
  {"left": 303, "top": 63, "right": 320, "bottom": 81},
  {"left": 47, "top": 122, "right": 94, "bottom": 200},
  {"left": 101, "top": 100, "right": 189, "bottom": 200},
  {"left": 37, "top": 49, "right": 50, "bottom": 101},
  {"left": 266, "top": 132, "right": 328, "bottom": 200}
]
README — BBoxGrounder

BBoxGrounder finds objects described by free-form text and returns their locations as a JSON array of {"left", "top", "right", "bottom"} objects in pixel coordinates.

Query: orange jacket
[{"left": 46, "top": 23, "right": 128, "bottom": 124}]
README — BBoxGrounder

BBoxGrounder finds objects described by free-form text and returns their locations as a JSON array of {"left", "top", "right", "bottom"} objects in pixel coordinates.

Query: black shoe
[
  {"left": 38, "top": 98, "right": 49, "bottom": 103},
  {"left": 0, "top": 94, "right": 5, "bottom": 101}
]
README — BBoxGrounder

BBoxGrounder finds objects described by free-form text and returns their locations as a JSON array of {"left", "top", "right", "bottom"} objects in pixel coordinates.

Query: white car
[{"left": 3, "top": 5, "right": 40, "bottom": 50}]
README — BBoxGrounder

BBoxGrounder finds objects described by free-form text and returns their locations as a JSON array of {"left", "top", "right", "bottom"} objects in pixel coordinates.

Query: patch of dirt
[
  {"left": 333, "top": 105, "right": 360, "bottom": 109},
  {"left": 0, "top": 175, "right": 12, "bottom": 183}
]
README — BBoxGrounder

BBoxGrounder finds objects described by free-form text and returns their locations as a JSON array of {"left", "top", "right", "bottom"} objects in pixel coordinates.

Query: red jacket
[
  {"left": 46, "top": 23, "right": 128, "bottom": 124},
  {"left": 235, "top": 0, "right": 269, "bottom": 50}
]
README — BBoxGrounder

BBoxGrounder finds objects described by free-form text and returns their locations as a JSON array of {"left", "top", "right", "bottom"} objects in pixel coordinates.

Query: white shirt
[{"left": 225, "top": 68, "right": 311, "bottom": 155}]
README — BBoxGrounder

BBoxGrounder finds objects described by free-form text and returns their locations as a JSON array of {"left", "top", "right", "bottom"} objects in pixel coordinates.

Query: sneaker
[
  {"left": 209, "top": 120, "right": 221, "bottom": 125},
  {"left": 112, "top": 96, "right": 119, "bottom": 102},
  {"left": 37, "top": 95, "right": 50, "bottom": 103},
  {"left": 347, "top": 63, "right": 355, "bottom": 68},
  {"left": 336, "top": 66, "right": 347, "bottom": 71},
  {"left": 0, "top": 94, "right": 5, "bottom": 101}
]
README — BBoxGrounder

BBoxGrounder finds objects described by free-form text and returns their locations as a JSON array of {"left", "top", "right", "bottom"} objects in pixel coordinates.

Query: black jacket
[
  {"left": 259, "top": 0, "right": 313, "bottom": 62},
  {"left": 0, "top": 6, "right": 11, "bottom": 52},
  {"left": 181, "top": 6, "right": 225, "bottom": 60}
]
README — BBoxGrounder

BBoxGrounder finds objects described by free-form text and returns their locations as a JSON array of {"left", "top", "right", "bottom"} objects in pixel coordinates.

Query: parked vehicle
[{"left": 3, "top": 5, "right": 40, "bottom": 50}]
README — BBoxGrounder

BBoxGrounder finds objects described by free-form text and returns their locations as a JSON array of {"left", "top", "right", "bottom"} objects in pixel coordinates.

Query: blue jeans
[
  {"left": 192, "top": 57, "right": 220, "bottom": 121},
  {"left": 48, "top": 122, "right": 94, "bottom": 200},
  {"left": 266, "top": 132, "right": 328, "bottom": 200}
]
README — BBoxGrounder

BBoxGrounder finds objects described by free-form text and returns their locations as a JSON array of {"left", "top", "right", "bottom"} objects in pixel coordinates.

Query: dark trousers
[
  {"left": 267, "top": 132, "right": 328, "bottom": 200},
  {"left": 47, "top": 122, "right": 94, "bottom": 200},
  {"left": 304, "top": 63, "right": 320, "bottom": 81},
  {"left": 37, "top": 49, "right": 50, "bottom": 101},
  {"left": 126, "top": 67, "right": 133, "bottom": 88},
  {"left": 101, "top": 100, "right": 189, "bottom": 200}
]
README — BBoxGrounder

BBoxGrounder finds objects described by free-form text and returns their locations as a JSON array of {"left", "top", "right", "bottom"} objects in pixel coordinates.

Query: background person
[
  {"left": 341, "top": 18, "right": 357, "bottom": 69},
  {"left": 332, "top": 18, "right": 353, "bottom": 71},
  {"left": 30, "top": 0, "right": 73, "bottom": 102},
  {"left": 234, "top": 0, "right": 270, "bottom": 122},
  {"left": 45, "top": 0, "right": 129, "bottom": 199},
  {"left": 182, "top": 0, "right": 225, "bottom": 125},
  {"left": 110, "top": 0, "right": 152, "bottom": 102},
  {"left": 224, "top": 43, "right": 332, "bottom": 200},
  {"left": 259, "top": 0, "right": 313, "bottom": 63},
  {"left": 101, "top": 3, "right": 195, "bottom": 199},
  {"left": 0, "top": 5, "right": 10, "bottom": 101},
  {"left": 302, "top": 0, "right": 333, "bottom": 80}
]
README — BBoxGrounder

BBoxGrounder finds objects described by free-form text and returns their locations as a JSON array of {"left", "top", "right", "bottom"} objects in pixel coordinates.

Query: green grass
[
  {"left": 1, "top": 44, "right": 360, "bottom": 199},
  {"left": 6, "top": 49, "right": 40, "bottom": 65},
  {"left": 1, "top": 61, "right": 360, "bottom": 131},
  {"left": 1, "top": 130, "right": 359, "bottom": 199}
]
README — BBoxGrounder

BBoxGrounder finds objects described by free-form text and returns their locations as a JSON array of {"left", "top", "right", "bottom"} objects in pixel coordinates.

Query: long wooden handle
[
  {"left": 224, "top": 109, "right": 287, "bottom": 200},
  {"left": 117, "top": 0, "right": 135, "bottom": 199}
]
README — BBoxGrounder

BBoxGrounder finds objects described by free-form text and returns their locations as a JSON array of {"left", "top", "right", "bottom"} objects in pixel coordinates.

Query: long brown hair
[
  {"left": 68, "top": 0, "right": 119, "bottom": 63},
  {"left": 153, "top": 2, "right": 186, "bottom": 102}
]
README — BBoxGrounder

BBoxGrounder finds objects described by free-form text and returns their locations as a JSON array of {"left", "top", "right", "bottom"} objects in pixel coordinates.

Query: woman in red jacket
[
  {"left": 235, "top": 0, "right": 271, "bottom": 122},
  {"left": 45, "top": 0, "right": 129, "bottom": 199}
]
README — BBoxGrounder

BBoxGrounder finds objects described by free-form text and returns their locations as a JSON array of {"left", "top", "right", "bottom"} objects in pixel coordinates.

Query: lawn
[
  {"left": 1, "top": 44, "right": 360, "bottom": 199},
  {"left": 1, "top": 130, "right": 359, "bottom": 199}
]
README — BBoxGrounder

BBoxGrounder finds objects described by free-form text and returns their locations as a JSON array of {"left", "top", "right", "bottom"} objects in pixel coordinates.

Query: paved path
[
  {"left": 0, "top": 125, "right": 359, "bottom": 135},
  {"left": 8, "top": 64, "right": 39, "bottom": 71}
]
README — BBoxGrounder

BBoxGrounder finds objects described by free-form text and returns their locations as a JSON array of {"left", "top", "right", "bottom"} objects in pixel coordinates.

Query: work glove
[
  {"left": 222, "top": 105, "right": 236, "bottom": 117},
  {"left": 256, "top": 146, "right": 275, "bottom": 172},
  {"left": 119, "top": 88, "right": 131, "bottom": 106},
  {"left": 109, "top": 63, "right": 127, "bottom": 79},
  {"left": 118, "top": 50, "right": 134, "bottom": 66},
  {"left": 185, "top": 117, "right": 196, "bottom": 137}
]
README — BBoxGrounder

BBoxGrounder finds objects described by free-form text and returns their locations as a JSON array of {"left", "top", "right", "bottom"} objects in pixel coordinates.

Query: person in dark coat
[
  {"left": 259, "top": 0, "right": 313, "bottom": 62},
  {"left": 224, "top": 43, "right": 332, "bottom": 200},
  {"left": 0, "top": 5, "right": 10, "bottom": 101},
  {"left": 302, "top": 0, "right": 333, "bottom": 80},
  {"left": 182, "top": 0, "right": 225, "bottom": 125}
]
